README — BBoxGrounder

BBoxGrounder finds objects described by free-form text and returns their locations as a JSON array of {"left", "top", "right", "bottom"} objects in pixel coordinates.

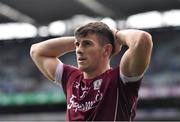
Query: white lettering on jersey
[
  {"left": 67, "top": 91, "right": 103, "bottom": 112},
  {"left": 80, "top": 91, "right": 88, "bottom": 99},
  {"left": 81, "top": 85, "right": 89, "bottom": 91},
  {"left": 95, "top": 90, "right": 103, "bottom": 101},
  {"left": 74, "top": 82, "right": 80, "bottom": 89}
]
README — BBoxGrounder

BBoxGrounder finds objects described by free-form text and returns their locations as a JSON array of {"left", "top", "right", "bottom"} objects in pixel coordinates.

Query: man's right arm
[{"left": 30, "top": 37, "right": 76, "bottom": 81}]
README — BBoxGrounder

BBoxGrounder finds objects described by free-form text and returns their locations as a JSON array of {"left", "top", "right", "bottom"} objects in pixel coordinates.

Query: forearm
[
  {"left": 30, "top": 36, "right": 76, "bottom": 58},
  {"left": 30, "top": 36, "right": 76, "bottom": 81},
  {"left": 115, "top": 29, "right": 152, "bottom": 49},
  {"left": 116, "top": 29, "right": 153, "bottom": 76}
]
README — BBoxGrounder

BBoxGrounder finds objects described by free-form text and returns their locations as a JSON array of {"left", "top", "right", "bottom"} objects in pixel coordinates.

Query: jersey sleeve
[
  {"left": 120, "top": 70, "right": 144, "bottom": 84},
  {"left": 119, "top": 65, "right": 147, "bottom": 84},
  {"left": 54, "top": 62, "right": 79, "bottom": 94},
  {"left": 118, "top": 68, "right": 143, "bottom": 97},
  {"left": 54, "top": 61, "right": 64, "bottom": 85}
]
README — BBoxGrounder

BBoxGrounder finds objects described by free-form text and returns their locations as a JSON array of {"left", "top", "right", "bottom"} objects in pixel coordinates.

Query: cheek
[{"left": 88, "top": 50, "right": 102, "bottom": 61}]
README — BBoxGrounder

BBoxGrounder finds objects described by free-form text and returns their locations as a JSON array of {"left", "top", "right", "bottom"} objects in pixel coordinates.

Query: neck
[{"left": 83, "top": 63, "right": 110, "bottom": 79}]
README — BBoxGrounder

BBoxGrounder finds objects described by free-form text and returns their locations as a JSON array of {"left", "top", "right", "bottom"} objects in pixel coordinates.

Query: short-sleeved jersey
[{"left": 55, "top": 63, "right": 142, "bottom": 121}]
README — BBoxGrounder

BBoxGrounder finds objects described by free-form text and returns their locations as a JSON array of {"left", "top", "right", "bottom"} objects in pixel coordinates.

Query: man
[{"left": 30, "top": 22, "right": 153, "bottom": 121}]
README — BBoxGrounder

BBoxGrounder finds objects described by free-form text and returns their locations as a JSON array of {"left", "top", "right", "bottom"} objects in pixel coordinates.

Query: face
[{"left": 75, "top": 34, "right": 106, "bottom": 73}]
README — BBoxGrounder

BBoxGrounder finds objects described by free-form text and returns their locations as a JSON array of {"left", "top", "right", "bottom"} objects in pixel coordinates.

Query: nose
[{"left": 76, "top": 45, "right": 83, "bottom": 55}]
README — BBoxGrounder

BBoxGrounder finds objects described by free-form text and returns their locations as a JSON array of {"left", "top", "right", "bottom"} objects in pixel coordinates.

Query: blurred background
[{"left": 0, "top": 0, "right": 180, "bottom": 121}]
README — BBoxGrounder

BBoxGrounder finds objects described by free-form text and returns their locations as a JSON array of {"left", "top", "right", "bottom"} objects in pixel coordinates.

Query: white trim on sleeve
[
  {"left": 120, "top": 70, "right": 144, "bottom": 84},
  {"left": 54, "top": 61, "right": 64, "bottom": 85}
]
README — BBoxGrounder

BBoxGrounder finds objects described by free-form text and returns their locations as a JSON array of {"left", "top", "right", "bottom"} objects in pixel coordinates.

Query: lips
[
  {"left": 78, "top": 57, "right": 86, "bottom": 62},
  {"left": 78, "top": 57, "right": 86, "bottom": 61}
]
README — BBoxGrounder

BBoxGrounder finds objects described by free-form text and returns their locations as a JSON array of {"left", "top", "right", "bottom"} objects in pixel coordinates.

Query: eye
[
  {"left": 74, "top": 41, "right": 80, "bottom": 47},
  {"left": 82, "top": 41, "right": 92, "bottom": 47}
]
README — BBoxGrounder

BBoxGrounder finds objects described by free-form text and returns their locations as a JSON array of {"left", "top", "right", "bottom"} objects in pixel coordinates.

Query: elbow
[
  {"left": 30, "top": 44, "right": 35, "bottom": 58},
  {"left": 143, "top": 32, "right": 153, "bottom": 51},
  {"left": 30, "top": 44, "right": 40, "bottom": 59},
  {"left": 137, "top": 31, "right": 153, "bottom": 52}
]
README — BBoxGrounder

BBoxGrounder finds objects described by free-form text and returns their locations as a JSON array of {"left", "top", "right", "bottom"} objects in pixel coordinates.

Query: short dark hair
[{"left": 74, "top": 22, "right": 115, "bottom": 56}]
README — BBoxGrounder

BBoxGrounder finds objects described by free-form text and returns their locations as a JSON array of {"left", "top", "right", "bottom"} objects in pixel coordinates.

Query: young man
[{"left": 30, "top": 22, "right": 153, "bottom": 121}]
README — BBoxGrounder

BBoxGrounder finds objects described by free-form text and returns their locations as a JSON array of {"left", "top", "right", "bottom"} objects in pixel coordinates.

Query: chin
[
  {"left": 78, "top": 65, "right": 89, "bottom": 72},
  {"left": 78, "top": 65, "right": 85, "bottom": 71}
]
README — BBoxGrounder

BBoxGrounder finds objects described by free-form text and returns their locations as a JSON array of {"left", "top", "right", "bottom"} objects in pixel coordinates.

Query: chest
[{"left": 66, "top": 75, "right": 119, "bottom": 112}]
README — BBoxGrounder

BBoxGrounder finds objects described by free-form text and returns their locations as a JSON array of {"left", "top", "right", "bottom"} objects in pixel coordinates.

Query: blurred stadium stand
[
  {"left": 0, "top": 0, "right": 180, "bottom": 121},
  {"left": 0, "top": 27, "right": 180, "bottom": 121}
]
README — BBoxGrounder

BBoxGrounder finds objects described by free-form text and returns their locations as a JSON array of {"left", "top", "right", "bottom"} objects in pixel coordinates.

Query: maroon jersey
[{"left": 55, "top": 63, "right": 142, "bottom": 121}]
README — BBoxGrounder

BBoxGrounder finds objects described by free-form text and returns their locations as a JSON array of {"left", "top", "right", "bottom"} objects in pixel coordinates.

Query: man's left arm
[{"left": 115, "top": 29, "right": 153, "bottom": 80}]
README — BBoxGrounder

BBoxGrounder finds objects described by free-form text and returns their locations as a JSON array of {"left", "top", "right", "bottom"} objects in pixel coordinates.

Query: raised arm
[
  {"left": 30, "top": 37, "right": 76, "bottom": 81},
  {"left": 115, "top": 29, "right": 153, "bottom": 77}
]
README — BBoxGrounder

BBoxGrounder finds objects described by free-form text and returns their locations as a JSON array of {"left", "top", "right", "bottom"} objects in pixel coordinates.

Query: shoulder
[
  {"left": 106, "top": 66, "right": 143, "bottom": 84},
  {"left": 55, "top": 62, "right": 81, "bottom": 84},
  {"left": 63, "top": 64, "right": 81, "bottom": 78},
  {"left": 102, "top": 67, "right": 120, "bottom": 81}
]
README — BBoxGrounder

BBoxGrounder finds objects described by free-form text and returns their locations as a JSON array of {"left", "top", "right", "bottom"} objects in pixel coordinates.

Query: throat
[{"left": 83, "top": 65, "right": 110, "bottom": 79}]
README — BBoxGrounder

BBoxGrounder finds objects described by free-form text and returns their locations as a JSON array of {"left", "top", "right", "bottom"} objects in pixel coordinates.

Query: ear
[{"left": 103, "top": 44, "right": 113, "bottom": 57}]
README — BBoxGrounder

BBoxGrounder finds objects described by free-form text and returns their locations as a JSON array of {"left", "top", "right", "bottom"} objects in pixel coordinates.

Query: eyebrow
[
  {"left": 82, "top": 39, "right": 92, "bottom": 42},
  {"left": 76, "top": 39, "right": 93, "bottom": 43}
]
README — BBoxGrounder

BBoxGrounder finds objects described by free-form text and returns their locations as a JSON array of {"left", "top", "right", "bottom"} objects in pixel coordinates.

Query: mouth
[{"left": 77, "top": 57, "right": 87, "bottom": 63}]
